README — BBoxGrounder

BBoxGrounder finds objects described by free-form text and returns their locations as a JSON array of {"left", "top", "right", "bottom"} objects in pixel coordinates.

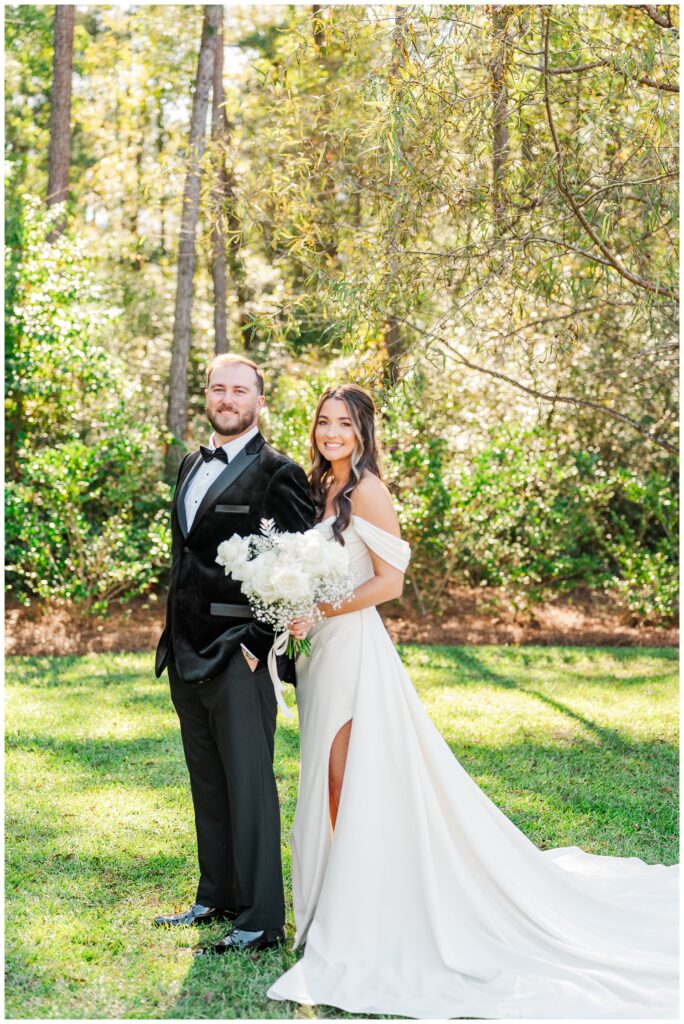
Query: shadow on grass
[
  {"left": 408, "top": 646, "right": 677, "bottom": 747},
  {"left": 401, "top": 644, "right": 678, "bottom": 689},
  {"left": 7, "top": 724, "right": 676, "bottom": 856},
  {"left": 166, "top": 942, "right": 404, "bottom": 1020},
  {"left": 6, "top": 732, "right": 187, "bottom": 788},
  {"left": 5, "top": 943, "right": 66, "bottom": 1019},
  {"left": 6, "top": 817, "right": 193, "bottom": 899},
  {"left": 447, "top": 648, "right": 636, "bottom": 750},
  {"left": 6, "top": 655, "right": 153, "bottom": 686},
  {"left": 449, "top": 737, "right": 676, "bottom": 842},
  {"left": 167, "top": 941, "right": 299, "bottom": 1020}
]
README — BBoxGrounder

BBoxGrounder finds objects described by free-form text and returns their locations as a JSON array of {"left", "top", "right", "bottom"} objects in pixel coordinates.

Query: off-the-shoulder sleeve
[{"left": 351, "top": 515, "right": 411, "bottom": 571}]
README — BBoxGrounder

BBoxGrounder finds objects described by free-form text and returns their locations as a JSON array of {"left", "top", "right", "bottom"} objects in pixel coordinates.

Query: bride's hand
[{"left": 288, "top": 616, "right": 314, "bottom": 640}]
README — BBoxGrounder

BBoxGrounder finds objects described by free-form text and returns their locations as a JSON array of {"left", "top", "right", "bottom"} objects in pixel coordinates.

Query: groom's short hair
[{"left": 205, "top": 353, "right": 265, "bottom": 396}]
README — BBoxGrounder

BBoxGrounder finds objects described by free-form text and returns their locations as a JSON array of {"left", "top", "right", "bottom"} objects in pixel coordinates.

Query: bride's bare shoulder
[
  {"left": 351, "top": 474, "right": 400, "bottom": 535},
  {"left": 353, "top": 473, "right": 392, "bottom": 503}
]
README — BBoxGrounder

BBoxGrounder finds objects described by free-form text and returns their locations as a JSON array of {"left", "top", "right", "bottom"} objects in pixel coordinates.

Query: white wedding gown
[{"left": 268, "top": 516, "right": 678, "bottom": 1019}]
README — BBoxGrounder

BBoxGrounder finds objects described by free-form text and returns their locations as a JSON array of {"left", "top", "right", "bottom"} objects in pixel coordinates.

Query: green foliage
[
  {"left": 610, "top": 547, "right": 678, "bottom": 622},
  {"left": 607, "top": 471, "right": 679, "bottom": 620},
  {"left": 381, "top": 384, "right": 456, "bottom": 605},
  {"left": 264, "top": 372, "right": 319, "bottom": 467},
  {"left": 6, "top": 198, "right": 122, "bottom": 446},
  {"left": 451, "top": 427, "right": 678, "bottom": 622},
  {"left": 5, "top": 198, "right": 171, "bottom": 611},
  {"left": 454, "top": 430, "right": 613, "bottom": 593},
  {"left": 3, "top": 6, "right": 678, "bottom": 623},
  {"left": 4, "top": 5, "right": 54, "bottom": 194},
  {"left": 6, "top": 432, "right": 170, "bottom": 613}
]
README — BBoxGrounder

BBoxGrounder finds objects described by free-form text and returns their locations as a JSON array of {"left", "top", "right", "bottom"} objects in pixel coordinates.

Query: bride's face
[{"left": 315, "top": 398, "right": 358, "bottom": 466}]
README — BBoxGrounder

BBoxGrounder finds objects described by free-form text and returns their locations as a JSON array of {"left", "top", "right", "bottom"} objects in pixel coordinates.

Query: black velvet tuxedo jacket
[{"left": 155, "top": 432, "right": 315, "bottom": 684}]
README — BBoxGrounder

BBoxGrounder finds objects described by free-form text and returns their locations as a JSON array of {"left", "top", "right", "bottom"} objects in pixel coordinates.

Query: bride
[{"left": 267, "top": 384, "right": 677, "bottom": 1019}]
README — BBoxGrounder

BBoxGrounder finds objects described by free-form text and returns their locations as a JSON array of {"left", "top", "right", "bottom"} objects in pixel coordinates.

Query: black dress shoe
[
  {"left": 195, "top": 926, "right": 286, "bottom": 955},
  {"left": 153, "top": 903, "right": 234, "bottom": 928}
]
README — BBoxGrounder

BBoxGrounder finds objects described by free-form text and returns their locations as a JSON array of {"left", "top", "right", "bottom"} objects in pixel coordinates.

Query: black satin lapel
[
  {"left": 188, "top": 447, "right": 260, "bottom": 537},
  {"left": 175, "top": 451, "right": 202, "bottom": 538}
]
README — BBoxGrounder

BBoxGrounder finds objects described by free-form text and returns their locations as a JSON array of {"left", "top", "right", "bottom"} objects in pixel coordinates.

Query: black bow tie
[{"left": 200, "top": 445, "right": 228, "bottom": 464}]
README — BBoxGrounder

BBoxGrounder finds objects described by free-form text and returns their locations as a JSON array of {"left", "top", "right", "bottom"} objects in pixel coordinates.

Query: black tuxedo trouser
[{"left": 168, "top": 649, "right": 284, "bottom": 931}]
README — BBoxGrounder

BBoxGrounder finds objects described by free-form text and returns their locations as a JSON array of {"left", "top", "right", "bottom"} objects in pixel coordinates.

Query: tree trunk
[
  {"left": 490, "top": 5, "right": 510, "bottom": 228},
  {"left": 157, "top": 94, "right": 166, "bottom": 257},
  {"left": 383, "top": 6, "right": 407, "bottom": 386},
  {"left": 125, "top": 92, "right": 145, "bottom": 270},
  {"left": 312, "top": 3, "right": 325, "bottom": 49},
  {"left": 166, "top": 5, "right": 222, "bottom": 475},
  {"left": 46, "top": 5, "right": 75, "bottom": 237},
  {"left": 311, "top": 4, "right": 338, "bottom": 261},
  {"left": 210, "top": 8, "right": 228, "bottom": 354},
  {"left": 209, "top": 14, "right": 253, "bottom": 351}
]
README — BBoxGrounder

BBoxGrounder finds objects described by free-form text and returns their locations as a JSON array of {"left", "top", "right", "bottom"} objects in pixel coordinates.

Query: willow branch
[
  {"left": 439, "top": 342, "right": 679, "bottom": 455},
  {"left": 576, "top": 171, "right": 678, "bottom": 207},
  {"left": 542, "top": 15, "right": 678, "bottom": 302},
  {"left": 547, "top": 60, "right": 606, "bottom": 74},
  {"left": 524, "top": 56, "right": 678, "bottom": 92},
  {"left": 521, "top": 235, "right": 616, "bottom": 269},
  {"left": 635, "top": 74, "right": 678, "bottom": 92},
  {"left": 634, "top": 5, "right": 675, "bottom": 29}
]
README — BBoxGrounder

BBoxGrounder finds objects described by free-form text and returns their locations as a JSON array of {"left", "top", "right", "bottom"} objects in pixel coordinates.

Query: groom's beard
[{"left": 207, "top": 403, "right": 258, "bottom": 439}]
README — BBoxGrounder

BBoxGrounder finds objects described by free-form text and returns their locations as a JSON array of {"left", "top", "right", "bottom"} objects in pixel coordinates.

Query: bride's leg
[{"left": 328, "top": 719, "right": 352, "bottom": 830}]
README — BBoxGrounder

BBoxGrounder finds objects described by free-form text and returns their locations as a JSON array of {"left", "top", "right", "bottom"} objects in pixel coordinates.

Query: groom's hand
[{"left": 240, "top": 643, "right": 259, "bottom": 673}]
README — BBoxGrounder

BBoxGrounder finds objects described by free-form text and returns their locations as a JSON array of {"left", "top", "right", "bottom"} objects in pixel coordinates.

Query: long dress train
[{"left": 268, "top": 515, "right": 678, "bottom": 1019}]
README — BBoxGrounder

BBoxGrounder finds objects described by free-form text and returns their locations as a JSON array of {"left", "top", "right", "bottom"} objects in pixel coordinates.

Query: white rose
[
  {"left": 300, "top": 533, "right": 327, "bottom": 573},
  {"left": 254, "top": 549, "right": 278, "bottom": 575},
  {"left": 242, "top": 552, "right": 272, "bottom": 598},
  {"left": 216, "top": 535, "right": 251, "bottom": 578},
  {"left": 323, "top": 542, "right": 352, "bottom": 575},
  {"left": 237, "top": 557, "right": 257, "bottom": 585},
  {"left": 249, "top": 572, "right": 276, "bottom": 603},
  {"left": 250, "top": 552, "right": 280, "bottom": 601},
  {"left": 275, "top": 533, "right": 305, "bottom": 559},
  {"left": 272, "top": 565, "right": 312, "bottom": 603}
]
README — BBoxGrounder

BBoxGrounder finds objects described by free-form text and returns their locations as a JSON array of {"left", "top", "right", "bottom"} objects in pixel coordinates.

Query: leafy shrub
[
  {"left": 5, "top": 429, "right": 170, "bottom": 613},
  {"left": 264, "top": 371, "right": 323, "bottom": 467},
  {"left": 452, "top": 430, "right": 613, "bottom": 592},
  {"left": 451, "top": 427, "right": 678, "bottom": 622},
  {"left": 605, "top": 471, "right": 678, "bottom": 622},
  {"left": 380, "top": 386, "right": 458, "bottom": 610},
  {"left": 5, "top": 197, "right": 171, "bottom": 612}
]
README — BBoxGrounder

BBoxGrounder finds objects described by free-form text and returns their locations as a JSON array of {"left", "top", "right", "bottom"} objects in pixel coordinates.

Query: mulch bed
[
  {"left": 5, "top": 588, "right": 677, "bottom": 657},
  {"left": 383, "top": 587, "right": 678, "bottom": 649}
]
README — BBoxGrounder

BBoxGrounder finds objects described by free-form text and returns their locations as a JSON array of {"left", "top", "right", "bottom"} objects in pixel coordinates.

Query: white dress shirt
[{"left": 183, "top": 425, "right": 259, "bottom": 533}]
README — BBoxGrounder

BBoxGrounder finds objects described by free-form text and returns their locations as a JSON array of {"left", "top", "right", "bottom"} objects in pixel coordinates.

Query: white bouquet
[{"left": 216, "top": 518, "right": 356, "bottom": 715}]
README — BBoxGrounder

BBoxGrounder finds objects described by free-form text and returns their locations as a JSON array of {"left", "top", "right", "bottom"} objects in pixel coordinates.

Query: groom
[{"left": 154, "top": 353, "right": 314, "bottom": 953}]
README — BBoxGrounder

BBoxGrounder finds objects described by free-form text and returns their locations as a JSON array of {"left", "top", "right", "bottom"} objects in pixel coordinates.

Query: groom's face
[{"left": 205, "top": 363, "right": 265, "bottom": 441}]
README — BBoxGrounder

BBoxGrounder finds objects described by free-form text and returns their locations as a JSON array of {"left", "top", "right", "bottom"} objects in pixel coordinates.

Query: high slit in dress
[{"left": 268, "top": 515, "right": 678, "bottom": 1019}]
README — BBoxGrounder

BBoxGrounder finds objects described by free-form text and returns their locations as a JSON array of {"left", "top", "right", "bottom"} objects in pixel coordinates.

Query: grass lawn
[{"left": 5, "top": 645, "right": 678, "bottom": 1019}]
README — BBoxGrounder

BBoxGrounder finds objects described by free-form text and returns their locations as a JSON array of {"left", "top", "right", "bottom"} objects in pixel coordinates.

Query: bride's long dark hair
[{"left": 309, "top": 384, "right": 382, "bottom": 545}]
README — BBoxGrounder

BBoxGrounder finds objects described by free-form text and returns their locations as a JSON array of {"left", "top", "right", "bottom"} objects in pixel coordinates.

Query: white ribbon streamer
[{"left": 267, "top": 629, "right": 294, "bottom": 718}]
